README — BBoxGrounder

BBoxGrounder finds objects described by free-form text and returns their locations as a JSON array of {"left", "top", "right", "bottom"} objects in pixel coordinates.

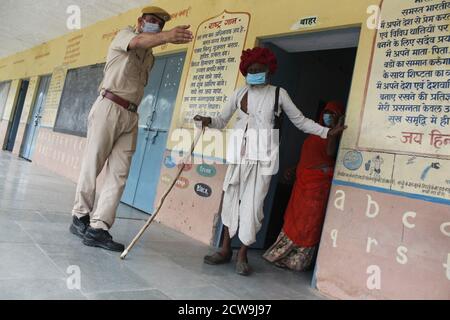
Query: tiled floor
[{"left": 0, "top": 151, "right": 325, "bottom": 300}]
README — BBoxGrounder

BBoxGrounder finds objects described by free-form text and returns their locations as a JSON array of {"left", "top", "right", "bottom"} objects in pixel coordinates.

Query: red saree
[
  {"left": 264, "top": 101, "right": 344, "bottom": 270},
  {"left": 282, "top": 135, "right": 335, "bottom": 248}
]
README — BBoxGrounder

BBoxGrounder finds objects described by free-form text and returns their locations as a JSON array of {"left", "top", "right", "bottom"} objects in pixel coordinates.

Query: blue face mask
[
  {"left": 246, "top": 72, "right": 267, "bottom": 85},
  {"left": 323, "top": 114, "right": 334, "bottom": 127},
  {"left": 143, "top": 22, "right": 161, "bottom": 33}
]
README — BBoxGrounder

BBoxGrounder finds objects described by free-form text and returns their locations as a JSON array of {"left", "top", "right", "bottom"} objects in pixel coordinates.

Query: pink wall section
[
  {"left": 315, "top": 184, "right": 450, "bottom": 300},
  {"left": 31, "top": 128, "right": 108, "bottom": 191},
  {"left": 32, "top": 127, "right": 86, "bottom": 183},
  {"left": 154, "top": 151, "right": 227, "bottom": 245}
]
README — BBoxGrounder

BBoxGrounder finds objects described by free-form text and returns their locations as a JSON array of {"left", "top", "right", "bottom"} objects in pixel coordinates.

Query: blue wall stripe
[{"left": 333, "top": 179, "right": 450, "bottom": 206}]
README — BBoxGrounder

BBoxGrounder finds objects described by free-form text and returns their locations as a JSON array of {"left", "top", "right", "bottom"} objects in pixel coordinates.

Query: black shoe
[
  {"left": 82, "top": 227, "right": 125, "bottom": 252},
  {"left": 69, "top": 215, "right": 90, "bottom": 239}
]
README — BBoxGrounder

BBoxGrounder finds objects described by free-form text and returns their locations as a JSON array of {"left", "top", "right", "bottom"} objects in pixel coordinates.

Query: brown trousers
[{"left": 72, "top": 96, "right": 138, "bottom": 230}]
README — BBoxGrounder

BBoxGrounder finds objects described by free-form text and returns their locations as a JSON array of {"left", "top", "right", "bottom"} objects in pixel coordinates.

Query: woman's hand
[
  {"left": 327, "top": 116, "right": 347, "bottom": 137},
  {"left": 194, "top": 115, "right": 212, "bottom": 128}
]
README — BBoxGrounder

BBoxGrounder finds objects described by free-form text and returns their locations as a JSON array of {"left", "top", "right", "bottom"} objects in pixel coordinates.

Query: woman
[
  {"left": 194, "top": 48, "right": 346, "bottom": 276},
  {"left": 263, "top": 101, "right": 345, "bottom": 272}
]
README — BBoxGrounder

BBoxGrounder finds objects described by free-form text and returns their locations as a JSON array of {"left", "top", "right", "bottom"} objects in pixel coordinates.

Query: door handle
[{"left": 34, "top": 115, "right": 42, "bottom": 126}]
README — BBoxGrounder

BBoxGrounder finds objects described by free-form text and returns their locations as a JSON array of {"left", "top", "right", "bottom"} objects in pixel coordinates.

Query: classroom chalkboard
[{"left": 54, "top": 63, "right": 105, "bottom": 137}]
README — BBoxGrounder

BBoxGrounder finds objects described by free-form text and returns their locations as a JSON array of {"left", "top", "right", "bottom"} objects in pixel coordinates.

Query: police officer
[{"left": 70, "top": 6, "right": 193, "bottom": 252}]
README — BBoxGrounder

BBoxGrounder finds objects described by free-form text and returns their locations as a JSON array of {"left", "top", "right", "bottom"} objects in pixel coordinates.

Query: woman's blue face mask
[
  {"left": 246, "top": 72, "right": 267, "bottom": 85},
  {"left": 323, "top": 113, "right": 334, "bottom": 127}
]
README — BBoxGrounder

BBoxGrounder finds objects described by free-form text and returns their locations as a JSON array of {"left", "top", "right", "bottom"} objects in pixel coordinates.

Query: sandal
[
  {"left": 235, "top": 261, "right": 252, "bottom": 276},
  {"left": 204, "top": 252, "right": 233, "bottom": 265}
]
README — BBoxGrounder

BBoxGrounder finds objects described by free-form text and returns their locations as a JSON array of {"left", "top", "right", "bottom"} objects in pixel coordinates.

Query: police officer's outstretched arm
[{"left": 129, "top": 25, "right": 193, "bottom": 50}]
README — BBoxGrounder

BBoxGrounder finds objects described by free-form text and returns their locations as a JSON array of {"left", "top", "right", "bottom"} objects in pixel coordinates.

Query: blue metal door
[
  {"left": 122, "top": 52, "right": 186, "bottom": 214},
  {"left": 20, "top": 75, "right": 51, "bottom": 160}
]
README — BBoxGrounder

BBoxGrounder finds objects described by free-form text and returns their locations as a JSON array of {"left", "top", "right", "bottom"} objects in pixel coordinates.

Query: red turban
[{"left": 239, "top": 47, "right": 278, "bottom": 76}]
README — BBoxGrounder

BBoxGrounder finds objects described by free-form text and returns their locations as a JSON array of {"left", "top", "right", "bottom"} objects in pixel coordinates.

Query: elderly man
[
  {"left": 195, "top": 47, "right": 347, "bottom": 276},
  {"left": 70, "top": 6, "right": 193, "bottom": 252}
]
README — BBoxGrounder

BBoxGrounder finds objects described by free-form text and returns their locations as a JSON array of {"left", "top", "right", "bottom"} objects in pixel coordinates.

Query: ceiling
[{"left": 0, "top": 0, "right": 153, "bottom": 58}]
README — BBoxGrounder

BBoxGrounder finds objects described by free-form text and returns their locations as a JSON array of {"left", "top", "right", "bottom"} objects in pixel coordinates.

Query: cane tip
[{"left": 120, "top": 251, "right": 128, "bottom": 260}]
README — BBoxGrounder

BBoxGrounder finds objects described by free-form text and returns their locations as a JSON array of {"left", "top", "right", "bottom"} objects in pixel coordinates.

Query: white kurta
[{"left": 209, "top": 85, "right": 329, "bottom": 246}]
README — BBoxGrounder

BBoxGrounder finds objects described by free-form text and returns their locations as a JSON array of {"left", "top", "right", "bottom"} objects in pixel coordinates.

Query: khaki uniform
[{"left": 72, "top": 27, "right": 154, "bottom": 230}]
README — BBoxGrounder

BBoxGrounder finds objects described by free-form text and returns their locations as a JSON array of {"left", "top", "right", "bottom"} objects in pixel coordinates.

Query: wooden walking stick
[{"left": 121, "top": 126, "right": 205, "bottom": 260}]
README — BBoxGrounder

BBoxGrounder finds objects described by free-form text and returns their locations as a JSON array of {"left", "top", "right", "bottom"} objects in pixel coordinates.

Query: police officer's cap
[{"left": 141, "top": 6, "right": 171, "bottom": 22}]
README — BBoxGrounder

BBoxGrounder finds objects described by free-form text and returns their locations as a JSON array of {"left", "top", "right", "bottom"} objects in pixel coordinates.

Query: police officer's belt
[{"left": 101, "top": 90, "right": 138, "bottom": 113}]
